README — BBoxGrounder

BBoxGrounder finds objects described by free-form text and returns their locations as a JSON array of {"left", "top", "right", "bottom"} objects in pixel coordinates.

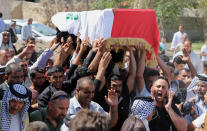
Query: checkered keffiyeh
[
  {"left": 131, "top": 99, "right": 154, "bottom": 121},
  {"left": 1, "top": 84, "right": 30, "bottom": 131}
]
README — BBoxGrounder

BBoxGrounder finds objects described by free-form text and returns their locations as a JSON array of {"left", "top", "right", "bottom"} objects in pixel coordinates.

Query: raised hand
[
  {"left": 79, "top": 39, "right": 89, "bottom": 53},
  {"left": 75, "top": 32, "right": 81, "bottom": 53},
  {"left": 182, "top": 48, "right": 190, "bottom": 63},
  {"left": 49, "top": 37, "right": 59, "bottom": 51},
  {"left": 98, "top": 52, "right": 112, "bottom": 72},
  {"left": 60, "top": 42, "right": 72, "bottom": 58},
  {"left": 165, "top": 90, "right": 175, "bottom": 111},
  {"left": 105, "top": 89, "right": 118, "bottom": 107}
]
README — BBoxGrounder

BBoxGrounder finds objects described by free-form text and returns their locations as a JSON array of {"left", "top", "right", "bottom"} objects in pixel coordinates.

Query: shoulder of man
[{"left": 29, "top": 107, "right": 47, "bottom": 122}]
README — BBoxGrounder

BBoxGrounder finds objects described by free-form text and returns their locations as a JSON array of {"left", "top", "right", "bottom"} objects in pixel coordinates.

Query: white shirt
[
  {"left": 9, "top": 113, "right": 21, "bottom": 131},
  {"left": 173, "top": 50, "right": 203, "bottom": 74},
  {"left": 138, "top": 85, "right": 151, "bottom": 97},
  {"left": 61, "top": 96, "right": 108, "bottom": 131},
  {"left": 21, "top": 24, "right": 32, "bottom": 40},
  {"left": 201, "top": 44, "right": 207, "bottom": 62},
  {"left": 193, "top": 111, "right": 207, "bottom": 128},
  {"left": 171, "top": 31, "right": 187, "bottom": 49}
]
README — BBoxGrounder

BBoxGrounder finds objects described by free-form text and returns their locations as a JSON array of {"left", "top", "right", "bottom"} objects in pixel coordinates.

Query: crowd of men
[{"left": 1, "top": 11, "right": 207, "bottom": 131}]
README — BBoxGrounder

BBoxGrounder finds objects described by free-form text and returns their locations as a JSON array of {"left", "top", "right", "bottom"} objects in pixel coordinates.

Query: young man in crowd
[
  {"left": 29, "top": 67, "right": 46, "bottom": 110},
  {"left": 149, "top": 76, "right": 187, "bottom": 131},
  {"left": 61, "top": 77, "right": 119, "bottom": 130},
  {"left": 0, "top": 84, "right": 30, "bottom": 131},
  {"left": 30, "top": 91, "right": 69, "bottom": 131}
]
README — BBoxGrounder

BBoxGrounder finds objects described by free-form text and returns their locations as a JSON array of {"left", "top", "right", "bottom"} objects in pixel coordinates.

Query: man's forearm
[
  {"left": 186, "top": 61, "right": 197, "bottom": 78},
  {"left": 166, "top": 107, "right": 187, "bottom": 131},
  {"left": 109, "top": 105, "right": 118, "bottom": 128}
]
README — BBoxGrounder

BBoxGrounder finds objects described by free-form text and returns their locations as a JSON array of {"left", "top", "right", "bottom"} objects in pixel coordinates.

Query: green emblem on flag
[{"left": 66, "top": 13, "right": 79, "bottom": 21}]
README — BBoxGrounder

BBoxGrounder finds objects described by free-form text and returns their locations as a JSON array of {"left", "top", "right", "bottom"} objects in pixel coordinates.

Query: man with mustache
[
  {"left": 187, "top": 75, "right": 207, "bottom": 121},
  {"left": 30, "top": 91, "right": 69, "bottom": 131},
  {"left": 0, "top": 84, "right": 30, "bottom": 131}
]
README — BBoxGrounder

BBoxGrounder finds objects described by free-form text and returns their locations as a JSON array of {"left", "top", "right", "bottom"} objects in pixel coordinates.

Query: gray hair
[
  {"left": 5, "top": 63, "right": 23, "bottom": 75},
  {"left": 24, "top": 121, "right": 49, "bottom": 131}
]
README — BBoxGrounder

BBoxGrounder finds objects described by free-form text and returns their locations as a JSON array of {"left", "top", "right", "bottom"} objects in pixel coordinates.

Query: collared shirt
[
  {"left": 21, "top": 24, "right": 32, "bottom": 40},
  {"left": 30, "top": 107, "right": 63, "bottom": 131},
  {"left": 173, "top": 50, "right": 203, "bottom": 74},
  {"left": 194, "top": 99, "right": 207, "bottom": 116},
  {"left": 201, "top": 44, "right": 207, "bottom": 62},
  {"left": 171, "top": 31, "right": 187, "bottom": 49},
  {"left": 60, "top": 96, "right": 108, "bottom": 131},
  {"left": 0, "top": 18, "right": 6, "bottom": 33},
  {"left": 68, "top": 96, "right": 107, "bottom": 117}
]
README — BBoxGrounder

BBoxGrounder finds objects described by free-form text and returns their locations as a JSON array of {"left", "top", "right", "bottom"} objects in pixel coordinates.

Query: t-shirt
[
  {"left": 201, "top": 45, "right": 207, "bottom": 62},
  {"left": 149, "top": 105, "right": 181, "bottom": 131}
]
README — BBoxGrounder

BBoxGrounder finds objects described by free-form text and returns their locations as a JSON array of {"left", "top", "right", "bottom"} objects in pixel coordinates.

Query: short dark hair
[
  {"left": 174, "top": 68, "right": 190, "bottom": 77},
  {"left": 5, "top": 63, "right": 23, "bottom": 75},
  {"left": 76, "top": 77, "right": 94, "bottom": 90},
  {"left": 26, "top": 37, "right": 35, "bottom": 43},
  {"left": 167, "top": 62, "right": 175, "bottom": 69},
  {"left": 153, "top": 76, "right": 170, "bottom": 88},
  {"left": 0, "top": 12, "right": 2, "bottom": 18},
  {"left": 47, "top": 66, "right": 64, "bottom": 76},
  {"left": 173, "top": 55, "right": 185, "bottom": 64},
  {"left": 146, "top": 69, "right": 160, "bottom": 77},
  {"left": 159, "top": 54, "right": 169, "bottom": 63},
  {"left": 30, "top": 67, "right": 45, "bottom": 78},
  {"left": 70, "top": 109, "right": 110, "bottom": 131}
]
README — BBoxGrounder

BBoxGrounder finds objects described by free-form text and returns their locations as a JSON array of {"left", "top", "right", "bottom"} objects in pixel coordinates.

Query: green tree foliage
[{"left": 89, "top": 0, "right": 134, "bottom": 10}]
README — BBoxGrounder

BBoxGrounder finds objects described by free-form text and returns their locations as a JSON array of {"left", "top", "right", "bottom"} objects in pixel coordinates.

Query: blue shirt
[
  {"left": 21, "top": 24, "right": 32, "bottom": 40},
  {"left": 194, "top": 99, "right": 207, "bottom": 116},
  {"left": 0, "top": 18, "right": 6, "bottom": 33}
]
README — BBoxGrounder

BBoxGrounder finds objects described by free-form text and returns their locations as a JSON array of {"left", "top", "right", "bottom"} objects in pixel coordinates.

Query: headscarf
[
  {"left": 0, "top": 31, "right": 13, "bottom": 49},
  {"left": 187, "top": 74, "right": 207, "bottom": 92},
  {"left": 1, "top": 84, "right": 30, "bottom": 131},
  {"left": 131, "top": 97, "right": 154, "bottom": 121}
]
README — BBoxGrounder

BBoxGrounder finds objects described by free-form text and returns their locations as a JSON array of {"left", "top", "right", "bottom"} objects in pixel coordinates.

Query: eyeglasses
[{"left": 50, "top": 95, "right": 70, "bottom": 101}]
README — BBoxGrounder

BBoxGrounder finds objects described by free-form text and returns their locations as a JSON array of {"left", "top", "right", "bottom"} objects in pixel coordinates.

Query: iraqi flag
[{"left": 52, "top": 8, "right": 159, "bottom": 65}]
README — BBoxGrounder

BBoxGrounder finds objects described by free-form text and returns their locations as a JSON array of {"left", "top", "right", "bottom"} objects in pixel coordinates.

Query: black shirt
[
  {"left": 149, "top": 104, "right": 182, "bottom": 131},
  {"left": 93, "top": 81, "right": 130, "bottom": 131}
]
